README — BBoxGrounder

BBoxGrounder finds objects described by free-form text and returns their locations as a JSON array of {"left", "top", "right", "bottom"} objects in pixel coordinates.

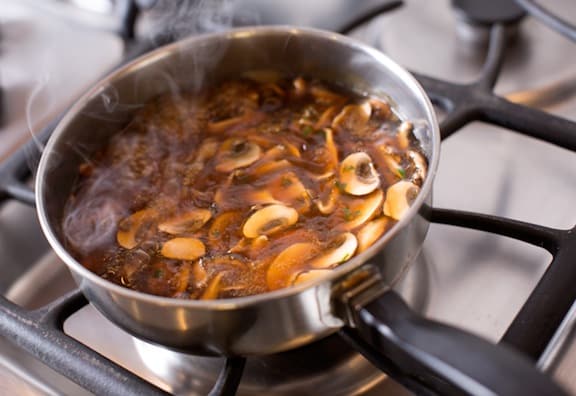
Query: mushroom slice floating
[
  {"left": 267, "top": 242, "right": 320, "bottom": 290},
  {"left": 158, "top": 208, "right": 212, "bottom": 235},
  {"left": 192, "top": 260, "right": 208, "bottom": 288},
  {"left": 324, "top": 128, "right": 339, "bottom": 169},
  {"left": 292, "top": 269, "right": 332, "bottom": 286},
  {"left": 369, "top": 98, "right": 391, "bottom": 119},
  {"left": 293, "top": 77, "right": 307, "bottom": 97},
  {"left": 268, "top": 172, "right": 311, "bottom": 213},
  {"left": 339, "top": 152, "right": 380, "bottom": 196},
  {"left": 310, "top": 232, "right": 358, "bottom": 269},
  {"left": 215, "top": 138, "right": 262, "bottom": 173},
  {"left": 316, "top": 183, "right": 340, "bottom": 215},
  {"left": 250, "top": 159, "right": 291, "bottom": 179},
  {"left": 117, "top": 208, "right": 157, "bottom": 249},
  {"left": 356, "top": 217, "right": 391, "bottom": 253},
  {"left": 201, "top": 273, "right": 224, "bottom": 300},
  {"left": 243, "top": 204, "right": 298, "bottom": 238},
  {"left": 161, "top": 237, "right": 206, "bottom": 261},
  {"left": 383, "top": 181, "right": 420, "bottom": 220},
  {"left": 315, "top": 106, "right": 339, "bottom": 129},
  {"left": 396, "top": 121, "right": 413, "bottom": 150},
  {"left": 332, "top": 101, "right": 371, "bottom": 133},
  {"left": 173, "top": 262, "right": 191, "bottom": 294},
  {"left": 338, "top": 189, "right": 384, "bottom": 231},
  {"left": 408, "top": 150, "right": 427, "bottom": 184}
]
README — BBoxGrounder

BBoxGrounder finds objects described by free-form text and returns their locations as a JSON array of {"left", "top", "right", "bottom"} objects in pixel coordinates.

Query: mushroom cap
[
  {"left": 339, "top": 152, "right": 380, "bottom": 196},
  {"left": 310, "top": 232, "right": 358, "bottom": 269},
  {"left": 161, "top": 237, "right": 206, "bottom": 261},
  {"left": 215, "top": 138, "right": 262, "bottom": 173},
  {"left": 383, "top": 180, "right": 420, "bottom": 220},
  {"left": 292, "top": 269, "right": 332, "bottom": 286},
  {"left": 332, "top": 101, "right": 371, "bottom": 133},
  {"left": 116, "top": 208, "right": 157, "bottom": 249},
  {"left": 266, "top": 242, "right": 320, "bottom": 290},
  {"left": 158, "top": 208, "right": 212, "bottom": 235},
  {"left": 242, "top": 204, "right": 299, "bottom": 238},
  {"left": 338, "top": 189, "right": 384, "bottom": 231},
  {"left": 356, "top": 217, "right": 391, "bottom": 253}
]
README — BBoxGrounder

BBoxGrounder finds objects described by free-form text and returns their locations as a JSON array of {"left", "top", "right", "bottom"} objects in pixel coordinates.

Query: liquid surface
[{"left": 63, "top": 77, "right": 427, "bottom": 299}]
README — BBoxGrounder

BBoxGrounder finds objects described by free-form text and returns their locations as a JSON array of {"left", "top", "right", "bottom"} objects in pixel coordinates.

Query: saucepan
[{"left": 33, "top": 26, "right": 566, "bottom": 395}]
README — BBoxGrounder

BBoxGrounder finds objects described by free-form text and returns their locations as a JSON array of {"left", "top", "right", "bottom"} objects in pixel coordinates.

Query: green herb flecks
[
  {"left": 335, "top": 180, "right": 347, "bottom": 193},
  {"left": 342, "top": 164, "right": 355, "bottom": 173},
  {"left": 342, "top": 206, "right": 361, "bottom": 222},
  {"left": 396, "top": 167, "right": 406, "bottom": 179},
  {"left": 302, "top": 125, "right": 315, "bottom": 137}
]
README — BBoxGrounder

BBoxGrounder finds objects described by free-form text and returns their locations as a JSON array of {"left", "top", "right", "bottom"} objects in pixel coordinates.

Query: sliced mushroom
[
  {"left": 383, "top": 181, "right": 420, "bottom": 220},
  {"left": 161, "top": 237, "right": 206, "bottom": 261},
  {"left": 268, "top": 172, "right": 311, "bottom": 212},
  {"left": 338, "top": 189, "right": 384, "bottom": 231},
  {"left": 215, "top": 185, "right": 283, "bottom": 211},
  {"left": 339, "top": 152, "right": 380, "bottom": 196},
  {"left": 208, "top": 212, "right": 243, "bottom": 251},
  {"left": 397, "top": 121, "right": 413, "bottom": 150},
  {"left": 228, "top": 235, "right": 269, "bottom": 256},
  {"left": 116, "top": 208, "right": 157, "bottom": 249},
  {"left": 408, "top": 150, "right": 427, "bottom": 185},
  {"left": 375, "top": 147, "right": 405, "bottom": 180},
  {"left": 293, "top": 77, "right": 307, "bottom": 97},
  {"left": 310, "top": 232, "right": 358, "bottom": 269},
  {"left": 192, "top": 260, "right": 208, "bottom": 288},
  {"left": 249, "top": 159, "right": 291, "bottom": 178},
  {"left": 173, "top": 262, "right": 191, "bottom": 294},
  {"left": 332, "top": 101, "right": 371, "bottom": 133},
  {"left": 369, "top": 98, "right": 391, "bottom": 119},
  {"left": 356, "top": 217, "right": 391, "bottom": 253},
  {"left": 158, "top": 208, "right": 212, "bottom": 235},
  {"left": 201, "top": 273, "right": 224, "bottom": 300},
  {"left": 266, "top": 242, "right": 320, "bottom": 290},
  {"left": 315, "top": 106, "right": 339, "bottom": 129},
  {"left": 245, "top": 189, "right": 284, "bottom": 206},
  {"left": 316, "top": 183, "right": 340, "bottom": 215},
  {"left": 243, "top": 204, "right": 298, "bottom": 238},
  {"left": 215, "top": 139, "right": 262, "bottom": 172},
  {"left": 324, "top": 128, "right": 338, "bottom": 169},
  {"left": 292, "top": 269, "right": 332, "bottom": 286}
]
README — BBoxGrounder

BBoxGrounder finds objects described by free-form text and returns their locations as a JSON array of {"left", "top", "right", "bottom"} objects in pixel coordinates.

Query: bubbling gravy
[{"left": 63, "top": 76, "right": 428, "bottom": 300}]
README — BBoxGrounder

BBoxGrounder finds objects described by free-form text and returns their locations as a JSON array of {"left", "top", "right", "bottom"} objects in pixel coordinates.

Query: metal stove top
[{"left": 1, "top": 0, "right": 576, "bottom": 394}]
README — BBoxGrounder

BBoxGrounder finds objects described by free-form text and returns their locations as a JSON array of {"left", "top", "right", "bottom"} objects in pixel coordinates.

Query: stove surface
[{"left": 1, "top": 0, "right": 576, "bottom": 394}]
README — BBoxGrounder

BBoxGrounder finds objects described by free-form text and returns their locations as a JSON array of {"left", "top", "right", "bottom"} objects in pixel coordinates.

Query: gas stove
[{"left": 1, "top": 0, "right": 576, "bottom": 395}]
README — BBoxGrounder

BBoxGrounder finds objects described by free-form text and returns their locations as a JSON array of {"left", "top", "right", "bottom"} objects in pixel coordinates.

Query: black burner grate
[{"left": 1, "top": 1, "right": 576, "bottom": 394}]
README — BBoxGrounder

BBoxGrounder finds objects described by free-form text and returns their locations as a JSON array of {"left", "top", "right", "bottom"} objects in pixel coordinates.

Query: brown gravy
[{"left": 63, "top": 77, "right": 427, "bottom": 299}]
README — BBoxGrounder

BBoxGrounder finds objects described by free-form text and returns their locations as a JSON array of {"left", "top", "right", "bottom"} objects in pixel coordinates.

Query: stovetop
[{"left": 1, "top": 0, "right": 576, "bottom": 395}]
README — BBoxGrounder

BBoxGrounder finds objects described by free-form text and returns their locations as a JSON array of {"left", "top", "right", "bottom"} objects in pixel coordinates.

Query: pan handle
[{"left": 343, "top": 289, "right": 567, "bottom": 395}]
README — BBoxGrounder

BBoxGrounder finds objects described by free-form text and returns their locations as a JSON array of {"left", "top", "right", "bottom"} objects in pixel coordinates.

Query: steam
[
  {"left": 61, "top": 0, "right": 249, "bottom": 258},
  {"left": 147, "top": 0, "right": 238, "bottom": 45},
  {"left": 25, "top": 72, "right": 50, "bottom": 153}
]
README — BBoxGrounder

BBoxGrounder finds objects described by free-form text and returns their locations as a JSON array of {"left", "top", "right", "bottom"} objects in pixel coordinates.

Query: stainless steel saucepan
[{"left": 34, "top": 26, "right": 566, "bottom": 395}]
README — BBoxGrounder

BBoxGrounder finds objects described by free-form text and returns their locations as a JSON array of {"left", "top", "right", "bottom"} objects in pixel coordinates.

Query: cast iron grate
[{"left": 1, "top": 0, "right": 576, "bottom": 394}]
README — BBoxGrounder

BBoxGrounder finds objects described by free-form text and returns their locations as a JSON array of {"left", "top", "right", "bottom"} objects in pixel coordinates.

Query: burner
[
  {"left": 452, "top": 0, "right": 526, "bottom": 46},
  {"left": 452, "top": 0, "right": 526, "bottom": 26},
  {"left": 133, "top": 335, "right": 389, "bottom": 395}
]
